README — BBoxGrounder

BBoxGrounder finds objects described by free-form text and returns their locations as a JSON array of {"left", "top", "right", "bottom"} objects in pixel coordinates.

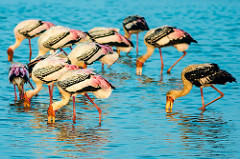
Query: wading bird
[
  {"left": 8, "top": 62, "right": 30, "bottom": 100},
  {"left": 47, "top": 69, "right": 115, "bottom": 124},
  {"left": 136, "top": 26, "right": 197, "bottom": 78},
  {"left": 37, "top": 26, "right": 88, "bottom": 57},
  {"left": 68, "top": 42, "right": 119, "bottom": 71},
  {"left": 165, "top": 63, "right": 236, "bottom": 113},
  {"left": 23, "top": 53, "right": 72, "bottom": 107},
  {"left": 87, "top": 27, "right": 133, "bottom": 55},
  {"left": 7, "top": 19, "right": 54, "bottom": 62},
  {"left": 122, "top": 15, "right": 149, "bottom": 54}
]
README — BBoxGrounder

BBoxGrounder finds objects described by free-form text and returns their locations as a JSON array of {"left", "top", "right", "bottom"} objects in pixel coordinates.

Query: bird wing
[
  {"left": 17, "top": 20, "right": 43, "bottom": 38},
  {"left": 123, "top": 15, "right": 149, "bottom": 31},
  {"left": 57, "top": 69, "right": 97, "bottom": 93},
  {"left": 184, "top": 63, "right": 235, "bottom": 87},
  {"left": 144, "top": 26, "right": 174, "bottom": 47}
]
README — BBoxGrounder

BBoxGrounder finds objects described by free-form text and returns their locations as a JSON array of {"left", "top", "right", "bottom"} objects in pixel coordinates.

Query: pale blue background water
[{"left": 0, "top": 0, "right": 240, "bottom": 158}]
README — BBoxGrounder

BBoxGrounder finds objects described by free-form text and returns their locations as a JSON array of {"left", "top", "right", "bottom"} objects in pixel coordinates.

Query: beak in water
[
  {"left": 166, "top": 96, "right": 174, "bottom": 113},
  {"left": 7, "top": 48, "right": 14, "bottom": 61},
  {"left": 23, "top": 93, "right": 31, "bottom": 107},
  {"left": 48, "top": 104, "right": 55, "bottom": 123}
]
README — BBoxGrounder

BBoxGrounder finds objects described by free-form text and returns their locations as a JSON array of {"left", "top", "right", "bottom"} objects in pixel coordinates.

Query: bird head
[
  {"left": 23, "top": 93, "right": 31, "bottom": 107},
  {"left": 7, "top": 48, "right": 14, "bottom": 61},
  {"left": 166, "top": 90, "right": 177, "bottom": 113}
]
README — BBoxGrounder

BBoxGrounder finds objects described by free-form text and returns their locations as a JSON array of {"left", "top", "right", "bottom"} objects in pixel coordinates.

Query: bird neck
[
  {"left": 171, "top": 73, "right": 193, "bottom": 99},
  {"left": 9, "top": 38, "right": 23, "bottom": 51},
  {"left": 52, "top": 87, "right": 71, "bottom": 111},
  {"left": 26, "top": 82, "right": 42, "bottom": 99},
  {"left": 137, "top": 44, "right": 155, "bottom": 63}
]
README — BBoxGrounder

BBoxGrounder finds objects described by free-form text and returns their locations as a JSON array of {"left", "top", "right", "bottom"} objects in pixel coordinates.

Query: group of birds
[{"left": 8, "top": 15, "right": 236, "bottom": 124}]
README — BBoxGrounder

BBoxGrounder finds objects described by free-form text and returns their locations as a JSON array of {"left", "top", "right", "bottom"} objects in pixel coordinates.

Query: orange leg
[
  {"left": 167, "top": 51, "right": 187, "bottom": 74},
  {"left": 159, "top": 48, "right": 164, "bottom": 81},
  {"left": 48, "top": 84, "right": 54, "bottom": 105},
  {"left": 14, "top": 85, "right": 17, "bottom": 101},
  {"left": 28, "top": 80, "right": 34, "bottom": 89},
  {"left": 28, "top": 39, "right": 32, "bottom": 62},
  {"left": 199, "top": 85, "right": 224, "bottom": 111},
  {"left": 102, "top": 63, "right": 104, "bottom": 72},
  {"left": 84, "top": 93, "right": 102, "bottom": 125},
  {"left": 60, "top": 48, "right": 68, "bottom": 56},
  {"left": 72, "top": 96, "right": 76, "bottom": 124}
]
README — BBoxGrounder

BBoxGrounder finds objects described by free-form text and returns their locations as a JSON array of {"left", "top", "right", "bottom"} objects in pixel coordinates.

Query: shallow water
[{"left": 0, "top": 0, "right": 240, "bottom": 158}]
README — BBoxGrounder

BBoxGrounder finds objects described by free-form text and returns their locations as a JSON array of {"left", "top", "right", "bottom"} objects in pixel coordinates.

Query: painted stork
[
  {"left": 122, "top": 15, "right": 149, "bottom": 54},
  {"left": 87, "top": 27, "right": 133, "bottom": 55},
  {"left": 8, "top": 62, "right": 30, "bottom": 100},
  {"left": 165, "top": 63, "right": 236, "bottom": 113},
  {"left": 37, "top": 26, "right": 88, "bottom": 57},
  {"left": 68, "top": 42, "right": 119, "bottom": 71},
  {"left": 136, "top": 26, "right": 197, "bottom": 78},
  {"left": 47, "top": 69, "right": 115, "bottom": 124},
  {"left": 23, "top": 53, "right": 73, "bottom": 107},
  {"left": 7, "top": 19, "right": 54, "bottom": 62}
]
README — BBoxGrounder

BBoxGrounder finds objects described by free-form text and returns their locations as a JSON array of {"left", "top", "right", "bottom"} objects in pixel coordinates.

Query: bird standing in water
[
  {"left": 165, "top": 63, "right": 236, "bottom": 113},
  {"left": 23, "top": 53, "right": 72, "bottom": 107},
  {"left": 37, "top": 26, "right": 88, "bottom": 57},
  {"left": 87, "top": 27, "right": 133, "bottom": 55},
  {"left": 7, "top": 19, "right": 54, "bottom": 62},
  {"left": 122, "top": 15, "right": 149, "bottom": 54},
  {"left": 68, "top": 42, "right": 119, "bottom": 71},
  {"left": 47, "top": 69, "right": 115, "bottom": 124},
  {"left": 136, "top": 26, "right": 197, "bottom": 79},
  {"left": 8, "top": 62, "right": 30, "bottom": 101}
]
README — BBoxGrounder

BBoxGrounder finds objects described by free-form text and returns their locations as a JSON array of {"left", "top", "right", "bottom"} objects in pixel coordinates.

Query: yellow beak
[
  {"left": 48, "top": 104, "right": 55, "bottom": 124},
  {"left": 166, "top": 96, "right": 174, "bottom": 113},
  {"left": 23, "top": 93, "right": 31, "bottom": 107}
]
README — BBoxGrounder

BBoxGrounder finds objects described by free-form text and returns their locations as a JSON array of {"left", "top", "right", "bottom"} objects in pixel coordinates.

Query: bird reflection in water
[{"left": 165, "top": 111, "right": 232, "bottom": 158}]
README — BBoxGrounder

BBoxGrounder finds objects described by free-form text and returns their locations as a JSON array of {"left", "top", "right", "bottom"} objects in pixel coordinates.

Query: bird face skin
[
  {"left": 7, "top": 48, "right": 14, "bottom": 61},
  {"left": 136, "top": 58, "right": 144, "bottom": 75},
  {"left": 48, "top": 104, "right": 55, "bottom": 123},
  {"left": 166, "top": 96, "right": 174, "bottom": 113},
  {"left": 23, "top": 93, "right": 31, "bottom": 107}
]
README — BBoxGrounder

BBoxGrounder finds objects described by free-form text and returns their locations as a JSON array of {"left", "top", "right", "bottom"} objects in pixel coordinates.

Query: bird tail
[{"left": 92, "top": 75, "right": 115, "bottom": 98}]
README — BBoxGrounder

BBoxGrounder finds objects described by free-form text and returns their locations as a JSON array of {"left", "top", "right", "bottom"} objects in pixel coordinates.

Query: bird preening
[{"left": 165, "top": 63, "right": 236, "bottom": 113}]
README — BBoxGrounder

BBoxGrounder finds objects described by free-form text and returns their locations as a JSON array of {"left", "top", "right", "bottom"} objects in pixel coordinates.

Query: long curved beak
[
  {"left": 7, "top": 48, "right": 14, "bottom": 61},
  {"left": 48, "top": 104, "right": 55, "bottom": 123},
  {"left": 166, "top": 96, "right": 174, "bottom": 113}
]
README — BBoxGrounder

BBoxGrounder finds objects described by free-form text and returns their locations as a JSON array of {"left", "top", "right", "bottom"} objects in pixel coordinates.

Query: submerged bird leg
[
  {"left": 159, "top": 48, "right": 164, "bottom": 81},
  {"left": 136, "top": 33, "right": 139, "bottom": 55},
  {"left": 167, "top": 51, "right": 187, "bottom": 74},
  {"left": 69, "top": 46, "right": 72, "bottom": 50},
  {"left": 72, "top": 95, "right": 76, "bottom": 124},
  {"left": 28, "top": 81, "right": 34, "bottom": 89},
  {"left": 102, "top": 63, "right": 104, "bottom": 72},
  {"left": 60, "top": 48, "right": 68, "bottom": 56},
  {"left": 14, "top": 85, "right": 17, "bottom": 101},
  {"left": 19, "top": 84, "right": 24, "bottom": 100},
  {"left": 48, "top": 84, "right": 54, "bottom": 105},
  {"left": 199, "top": 85, "right": 224, "bottom": 111},
  {"left": 200, "top": 87, "right": 205, "bottom": 107},
  {"left": 84, "top": 93, "right": 102, "bottom": 125},
  {"left": 28, "top": 39, "right": 32, "bottom": 62}
]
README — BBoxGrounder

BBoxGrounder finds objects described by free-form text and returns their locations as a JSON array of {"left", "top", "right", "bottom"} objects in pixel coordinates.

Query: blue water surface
[{"left": 0, "top": 0, "right": 240, "bottom": 158}]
